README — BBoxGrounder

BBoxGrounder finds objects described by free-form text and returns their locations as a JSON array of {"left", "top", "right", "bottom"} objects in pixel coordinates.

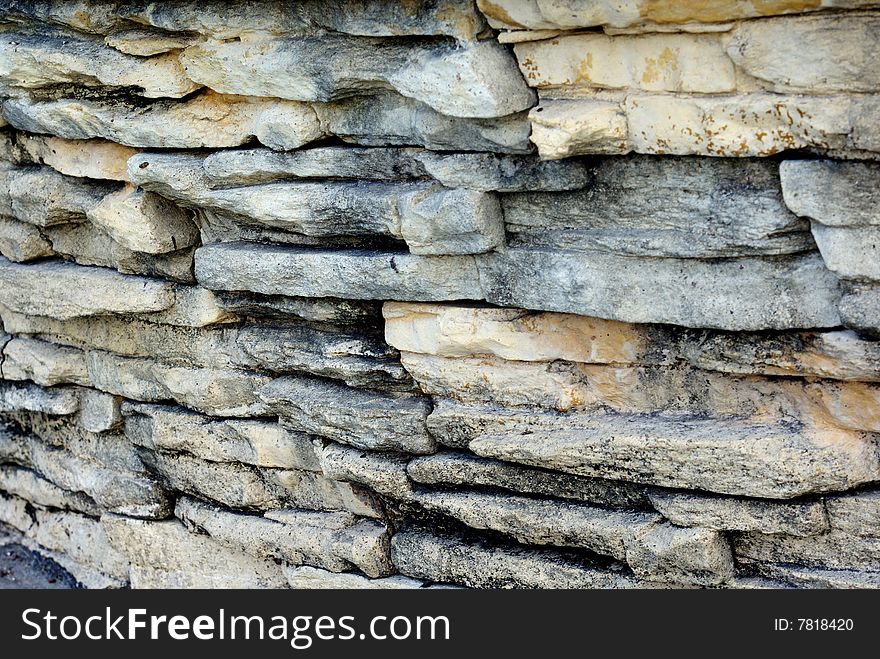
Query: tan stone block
[{"left": 15, "top": 135, "right": 139, "bottom": 182}]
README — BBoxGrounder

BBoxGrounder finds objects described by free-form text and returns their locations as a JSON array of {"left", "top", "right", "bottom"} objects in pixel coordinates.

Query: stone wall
[{"left": 0, "top": 0, "right": 878, "bottom": 589}]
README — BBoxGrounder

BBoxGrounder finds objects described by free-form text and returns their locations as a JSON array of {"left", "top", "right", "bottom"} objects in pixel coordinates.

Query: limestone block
[
  {"left": 780, "top": 160, "right": 880, "bottom": 227},
  {"left": 78, "top": 389, "right": 122, "bottom": 434},
  {"left": 0, "top": 166, "right": 113, "bottom": 226},
  {"left": 117, "top": 0, "right": 487, "bottom": 40},
  {"left": 735, "top": 529, "right": 880, "bottom": 571},
  {"left": 215, "top": 292, "right": 381, "bottom": 326},
  {"left": 2, "top": 92, "right": 323, "bottom": 150},
  {"left": 195, "top": 242, "right": 483, "bottom": 302},
  {"left": 479, "top": 248, "right": 840, "bottom": 331},
  {"left": 12, "top": 135, "right": 139, "bottom": 182},
  {"left": 839, "top": 284, "right": 880, "bottom": 335},
  {"left": 102, "top": 516, "right": 287, "bottom": 589},
  {"left": 414, "top": 489, "right": 660, "bottom": 560},
  {"left": 259, "top": 376, "right": 436, "bottom": 454},
  {"left": 0, "top": 465, "right": 101, "bottom": 516},
  {"left": 315, "top": 92, "right": 533, "bottom": 153},
  {"left": 725, "top": 13, "right": 880, "bottom": 94},
  {"left": 0, "top": 381, "right": 79, "bottom": 416},
  {"left": 810, "top": 223, "right": 880, "bottom": 282},
  {"left": 174, "top": 497, "right": 389, "bottom": 575},
  {"left": 626, "top": 523, "right": 735, "bottom": 586},
  {"left": 316, "top": 441, "right": 414, "bottom": 500},
  {"left": 528, "top": 98, "right": 628, "bottom": 159},
  {"left": 392, "top": 528, "right": 636, "bottom": 588},
  {"left": 515, "top": 32, "right": 735, "bottom": 93},
  {"left": 408, "top": 451, "right": 648, "bottom": 508},
  {"left": 0, "top": 30, "right": 199, "bottom": 98},
  {"left": 1, "top": 337, "right": 90, "bottom": 387},
  {"left": 0, "top": 0, "right": 121, "bottom": 34},
  {"left": 502, "top": 156, "right": 811, "bottom": 258},
  {"left": 87, "top": 186, "right": 199, "bottom": 254},
  {"left": 104, "top": 29, "right": 195, "bottom": 56},
  {"left": 41, "top": 222, "right": 196, "bottom": 284},
  {"left": 0, "top": 258, "right": 175, "bottom": 319},
  {"left": 825, "top": 489, "right": 880, "bottom": 537},
  {"left": 751, "top": 563, "right": 880, "bottom": 589},
  {"left": 648, "top": 490, "right": 829, "bottom": 536},
  {"left": 476, "top": 0, "right": 877, "bottom": 31},
  {"left": 0, "top": 217, "right": 53, "bottom": 262},
  {"left": 123, "top": 402, "right": 321, "bottom": 471},
  {"left": 460, "top": 408, "right": 880, "bottom": 498},
  {"left": 181, "top": 37, "right": 533, "bottom": 119}
]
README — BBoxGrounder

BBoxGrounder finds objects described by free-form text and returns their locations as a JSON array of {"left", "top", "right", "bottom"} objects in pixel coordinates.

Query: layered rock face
[{"left": 0, "top": 0, "right": 878, "bottom": 589}]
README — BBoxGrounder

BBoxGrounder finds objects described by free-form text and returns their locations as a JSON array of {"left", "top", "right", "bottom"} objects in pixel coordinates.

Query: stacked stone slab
[{"left": 0, "top": 1, "right": 877, "bottom": 589}]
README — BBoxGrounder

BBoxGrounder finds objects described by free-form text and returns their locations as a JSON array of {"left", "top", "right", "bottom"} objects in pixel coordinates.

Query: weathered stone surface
[
  {"left": 130, "top": 153, "right": 504, "bottom": 255},
  {"left": 265, "top": 469, "right": 382, "bottom": 519},
  {"left": 626, "top": 523, "right": 735, "bottom": 586},
  {"left": 735, "top": 530, "right": 880, "bottom": 570},
  {"left": 839, "top": 284, "right": 880, "bottom": 335},
  {"left": 414, "top": 489, "right": 660, "bottom": 560},
  {"left": 751, "top": 563, "right": 880, "bottom": 589},
  {"left": 781, "top": 160, "right": 880, "bottom": 227},
  {"left": 215, "top": 292, "right": 381, "bottom": 326},
  {"left": 414, "top": 150, "right": 590, "bottom": 191},
  {"left": 41, "top": 222, "right": 196, "bottom": 284},
  {"left": 11, "top": 135, "right": 139, "bottom": 182},
  {"left": 102, "top": 515, "right": 286, "bottom": 589},
  {"left": 0, "top": 465, "right": 100, "bottom": 516},
  {"left": 392, "top": 528, "right": 635, "bottom": 588},
  {"left": 0, "top": 0, "right": 121, "bottom": 34},
  {"left": 176, "top": 496, "right": 391, "bottom": 576},
  {"left": 0, "top": 30, "right": 199, "bottom": 98},
  {"left": 236, "top": 324, "right": 411, "bottom": 390},
  {"left": 202, "top": 147, "right": 427, "bottom": 185},
  {"left": 104, "top": 28, "right": 195, "bottom": 56},
  {"left": 0, "top": 258, "right": 174, "bottom": 319},
  {"left": 123, "top": 403, "right": 320, "bottom": 471},
  {"left": 648, "top": 491, "right": 829, "bottom": 536},
  {"left": 479, "top": 249, "right": 841, "bottom": 331},
  {"left": 259, "top": 376, "right": 436, "bottom": 454},
  {"left": 195, "top": 242, "right": 483, "bottom": 302},
  {"left": 502, "top": 156, "right": 811, "bottom": 257},
  {"left": 384, "top": 302, "right": 648, "bottom": 363},
  {"left": 408, "top": 451, "right": 648, "bottom": 508},
  {"left": 87, "top": 186, "right": 199, "bottom": 255},
  {"left": 726, "top": 13, "right": 880, "bottom": 94},
  {"left": 136, "top": 449, "right": 291, "bottom": 510},
  {"left": 0, "top": 381, "right": 78, "bottom": 415},
  {"left": 11, "top": 436, "right": 171, "bottom": 518},
  {"left": 284, "top": 565, "right": 427, "bottom": 589},
  {"left": 317, "top": 441, "right": 414, "bottom": 500},
  {"left": 2, "top": 92, "right": 323, "bottom": 150},
  {"left": 141, "top": 286, "right": 232, "bottom": 328},
  {"left": 181, "top": 37, "right": 533, "bottom": 119},
  {"left": 476, "top": 0, "right": 875, "bottom": 30},
  {"left": 315, "top": 92, "right": 533, "bottom": 153},
  {"left": 528, "top": 93, "right": 880, "bottom": 159},
  {"left": 810, "top": 223, "right": 880, "bottom": 282},
  {"left": 516, "top": 32, "right": 735, "bottom": 93},
  {"left": 1, "top": 336, "right": 89, "bottom": 387},
  {"left": 0, "top": 217, "right": 53, "bottom": 262},
  {"left": 117, "top": 0, "right": 487, "bottom": 40},
  {"left": 451, "top": 404, "right": 880, "bottom": 498},
  {"left": 527, "top": 99, "right": 628, "bottom": 159},
  {"left": 78, "top": 389, "right": 122, "bottom": 434},
  {"left": 0, "top": 166, "right": 113, "bottom": 226},
  {"left": 400, "top": 352, "right": 594, "bottom": 410},
  {"left": 85, "top": 351, "right": 271, "bottom": 417},
  {"left": 825, "top": 489, "right": 880, "bottom": 537}
]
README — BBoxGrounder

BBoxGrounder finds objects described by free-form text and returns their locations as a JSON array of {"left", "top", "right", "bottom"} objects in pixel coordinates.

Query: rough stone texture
[
  {"left": 393, "top": 528, "right": 637, "bottom": 588},
  {"left": 2, "top": 0, "right": 879, "bottom": 591},
  {"left": 647, "top": 491, "right": 829, "bottom": 537},
  {"left": 260, "top": 377, "right": 435, "bottom": 454}
]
